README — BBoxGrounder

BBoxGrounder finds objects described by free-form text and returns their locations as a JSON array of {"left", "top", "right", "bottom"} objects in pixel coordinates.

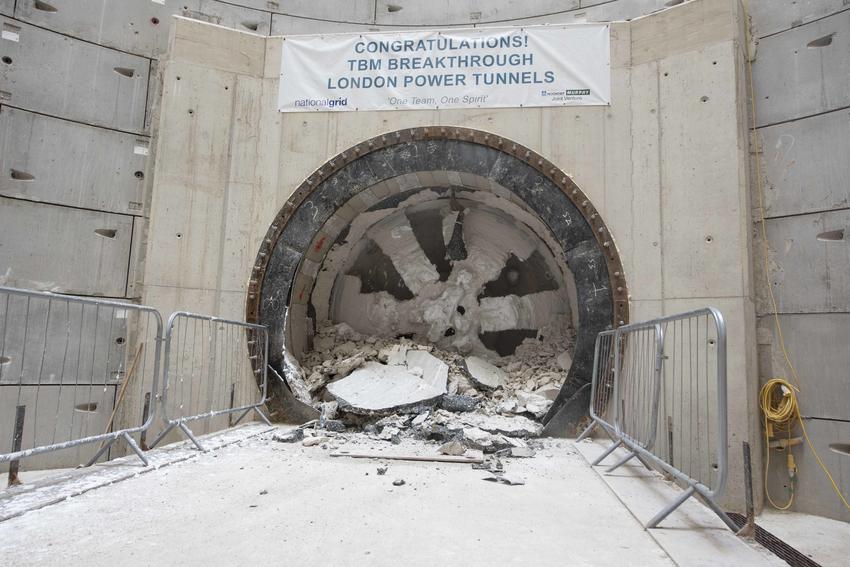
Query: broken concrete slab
[
  {"left": 326, "top": 362, "right": 444, "bottom": 415},
  {"left": 272, "top": 429, "right": 304, "bottom": 443},
  {"left": 438, "top": 441, "right": 466, "bottom": 456},
  {"left": 458, "top": 413, "right": 543, "bottom": 438},
  {"left": 516, "top": 391, "right": 553, "bottom": 418},
  {"left": 557, "top": 350, "right": 573, "bottom": 371},
  {"left": 405, "top": 349, "right": 448, "bottom": 393},
  {"left": 439, "top": 394, "right": 478, "bottom": 413},
  {"left": 464, "top": 356, "right": 507, "bottom": 390},
  {"left": 302, "top": 436, "right": 329, "bottom": 447},
  {"left": 483, "top": 474, "right": 525, "bottom": 486}
]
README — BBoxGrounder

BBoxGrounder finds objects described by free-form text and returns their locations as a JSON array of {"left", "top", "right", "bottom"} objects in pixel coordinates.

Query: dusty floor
[{"left": 0, "top": 429, "right": 804, "bottom": 566}]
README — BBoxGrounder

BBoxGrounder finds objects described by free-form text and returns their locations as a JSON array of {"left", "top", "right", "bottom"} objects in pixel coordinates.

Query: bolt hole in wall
[
  {"left": 134, "top": 171, "right": 145, "bottom": 179},
  {"left": 94, "top": 228, "right": 117, "bottom": 239},
  {"left": 9, "top": 169, "right": 34, "bottom": 181},
  {"left": 1, "top": 56, "right": 11, "bottom": 65},
  {"left": 807, "top": 34, "right": 834, "bottom": 48},
  {"left": 33, "top": 1, "right": 57, "bottom": 13},
  {"left": 816, "top": 229, "right": 845, "bottom": 242},
  {"left": 829, "top": 443, "right": 850, "bottom": 456}
]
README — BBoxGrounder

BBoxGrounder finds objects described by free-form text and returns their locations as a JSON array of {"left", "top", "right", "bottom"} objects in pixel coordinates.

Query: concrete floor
[{"left": 0, "top": 428, "right": 789, "bottom": 566}]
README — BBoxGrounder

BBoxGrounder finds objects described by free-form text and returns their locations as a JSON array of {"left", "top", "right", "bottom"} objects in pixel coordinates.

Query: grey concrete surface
[{"left": 0, "top": 431, "right": 784, "bottom": 566}]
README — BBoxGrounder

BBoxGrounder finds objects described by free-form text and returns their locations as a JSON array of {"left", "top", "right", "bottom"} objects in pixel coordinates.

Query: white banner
[{"left": 278, "top": 25, "right": 610, "bottom": 112}]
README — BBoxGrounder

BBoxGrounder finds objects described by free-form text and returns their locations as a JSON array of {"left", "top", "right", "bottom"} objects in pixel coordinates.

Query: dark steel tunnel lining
[{"left": 246, "top": 127, "right": 629, "bottom": 434}]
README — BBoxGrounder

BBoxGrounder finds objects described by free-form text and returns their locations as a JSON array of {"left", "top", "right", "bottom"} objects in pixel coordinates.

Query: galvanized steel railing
[
  {"left": 0, "top": 286, "right": 163, "bottom": 473},
  {"left": 579, "top": 307, "right": 736, "bottom": 531},
  {"left": 148, "top": 312, "right": 271, "bottom": 452}
]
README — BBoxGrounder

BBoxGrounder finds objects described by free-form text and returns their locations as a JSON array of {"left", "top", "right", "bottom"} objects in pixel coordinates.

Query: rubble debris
[
  {"left": 272, "top": 429, "right": 304, "bottom": 443},
  {"left": 556, "top": 350, "right": 573, "bottom": 371},
  {"left": 330, "top": 451, "right": 484, "bottom": 464},
  {"left": 463, "top": 356, "right": 508, "bottom": 390},
  {"left": 393, "top": 479, "right": 406, "bottom": 486},
  {"left": 320, "top": 419, "right": 347, "bottom": 433},
  {"left": 303, "top": 436, "right": 329, "bottom": 447},
  {"left": 509, "top": 447, "right": 535, "bottom": 458},
  {"left": 438, "top": 441, "right": 466, "bottom": 456},
  {"left": 439, "top": 394, "right": 478, "bottom": 413},
  {"left": 482, "top": 474, "right": 525, "bottom": 486},
  {"left": 326, "top": 362, "right": 444, "bottom": 414},
  {"left": 457, "top": 413, "right": 543, "bottom": 438},
  {"left": 377, "top": 466, "right": 388, "bottom": 475}
]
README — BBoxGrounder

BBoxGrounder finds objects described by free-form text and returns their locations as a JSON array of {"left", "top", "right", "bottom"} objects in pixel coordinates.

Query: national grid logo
[{"left": 294, "top": 97, "right": 349, "bottom": 109}]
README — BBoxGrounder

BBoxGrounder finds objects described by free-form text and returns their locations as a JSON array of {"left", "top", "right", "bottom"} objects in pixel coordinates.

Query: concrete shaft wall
[
  {"left": 747, "top": 1, "right": 850, "bottom": 522},
  {"left": 1, "top": 0, "right": 847, "bottom": 522},
  {"left": 140, "top": 0, "right": 758, "bottom": 511}
]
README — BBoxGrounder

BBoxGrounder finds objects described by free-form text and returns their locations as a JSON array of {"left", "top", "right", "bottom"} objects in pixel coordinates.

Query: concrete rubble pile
[{"left": 280, "top": 321, "right": 575, "bottom": 452}]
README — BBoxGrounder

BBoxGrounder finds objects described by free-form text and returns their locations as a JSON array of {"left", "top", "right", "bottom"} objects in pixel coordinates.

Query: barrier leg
[
  {"left": 148, "top": 422, "right": 176, "bottom": 450},
  {"left": 253, "top": 407, "right": 272, "bottom": 426},
  {"left": 85, "top": 436, "right": 117, "bottom": 468},
  {"left": 178, "top": 422, "right": 206, "bottom": 452},
  {"left": 122, "top": 432, "right": 150, "bottom": 467},
  {"left": 576, "top": 419, "right": 597, "bottom": 442},
  {"left": 695, "top": 486, "right": 740, "bottom": 532},
  {"left": 646, "top": 485, "right": 695, "bottom": 529},
  {"left": 232, "top": 407, "right": 252, "bottom": 426},
  {"left": 605, "top": 449, "right": 639, "bottom": 473},
  {"left": 591, "top": 439, "right": 622, "bottom": 466}
]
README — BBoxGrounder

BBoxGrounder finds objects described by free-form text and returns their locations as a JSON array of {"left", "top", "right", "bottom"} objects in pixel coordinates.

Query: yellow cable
[
  {"left": 759, "top": 379, "right": 796, "bottom": 510},
  {"left": 744, "top": 8, "right": 850, "bottom": 512}
]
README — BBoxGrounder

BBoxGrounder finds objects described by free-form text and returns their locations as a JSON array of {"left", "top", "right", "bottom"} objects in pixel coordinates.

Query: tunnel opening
[{"left": 247, "top": 128, "right": 628, "bottom": 434}]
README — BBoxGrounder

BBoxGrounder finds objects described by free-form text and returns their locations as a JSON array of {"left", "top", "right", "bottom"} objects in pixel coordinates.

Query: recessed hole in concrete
[
  {"left": 151, "top": 17, "right": 160, "bottom": 25},
  {"left": 188, "top": 109, "right": 194, "bottom": 115},
  {"left": 176, "top": 76, "right": 181, "bottom": 80},
  {"left": 0, "top": 355, "right": 10, "bottom": 365},
  {"left": 817, "top": 229, "right": 845, "bottom": 242},
  {"left": 176, "top": 233, "right": 183, "bottom": 238},
  {"left": 387, "top": 4, "right": 403, "bottom": 12},
  {"left": 664, "top": 0, "right": 684, "bottom": 6},
  {"left": 242, "top": 21, "right": 259, "bottom": 31},
  {"left": 34, "top": 1, "right": 57, "bottom": 12},
  {"left": 807, "top": 34, "right": 834, "bottom": 48},
  {"left": 829, "top": 443, "right": 850, "bottom": 456},
  {"left": 456, "top": 305, "right": 465, "bottom": 315},
  {"left": 444, "top": 328, "right": 455, "bottom": 337},
  {"left": 700, "top": 96, "right": 710, "bottom": 103},
  {"left": 113, "top": 67, "right": 135, "bottom": 78},
  {"left": 705, "top": 235, "right": 713, "bottom": 242},
  {"left": 95, "top": 228, "right": 117, "bottom": 238},
  {"left": 134, "top": 170, "right": 144, "bottom": 179},
  {"left": 1, "top": 56, "right": 11, "bottom": 65},
  {"left": 10, "top": 169, "right": 34, "bottom": 181},
  {"left": 115, "top": 337, "right": 125, "bottom": 345},
  {"left": 74, "top": 403, "right": 98, "bottom": 413}
]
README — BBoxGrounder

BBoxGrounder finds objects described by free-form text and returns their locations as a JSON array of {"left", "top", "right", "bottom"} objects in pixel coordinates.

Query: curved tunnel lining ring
[{"left": 246, "top": 127, "right": 629, "bottom": 426}]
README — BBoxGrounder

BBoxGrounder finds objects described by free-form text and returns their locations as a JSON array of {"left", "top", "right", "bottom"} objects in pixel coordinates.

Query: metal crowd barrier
[
  {"left": 149, "top": 312, "right": 271, "bottom": 452},
  {"left": 580, "top": 307, "right": 736, "bottom": 531},
  {"left": 0, "top": 286, "right": 163, "bottom": 472}
]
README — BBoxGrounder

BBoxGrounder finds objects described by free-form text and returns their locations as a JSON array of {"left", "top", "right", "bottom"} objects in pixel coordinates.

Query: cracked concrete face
[{"left": 251, "top": 131, "right": 627, "bottom": 431}]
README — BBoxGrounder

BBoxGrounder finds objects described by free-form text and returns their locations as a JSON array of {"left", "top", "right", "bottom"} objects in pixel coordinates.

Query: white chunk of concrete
[
  {"left": 459, "top": 413, "right": 543, "bottom": 438},
  {"left": 406, "top": 349, "right": 448, "bottom": 394},
  {"left": 326, "top": 362, "right": 443, "bottom": 414},
  {"left": 557, "top": 350, "right": 573, "bottom": 371},
  {"left": 464, "top": 356, "right": 508, "bottom": 390}
]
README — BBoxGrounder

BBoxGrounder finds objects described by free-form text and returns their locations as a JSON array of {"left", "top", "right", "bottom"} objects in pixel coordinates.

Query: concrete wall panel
[
  {"left": 474, "top": 0, "right": 670, "bottom": 27},
  {"left": 0, "top": 384, "right": 117, "bottom": 471},
  {"left": 748, "top": 0, "right": 849, "bottom": 38},
  {"left": 760, "top": 107, "right": 850, "bottom": 219},
  {"left": 0, "top": 198, "right": 133, "bottom": 296},
  {"left": 0, "top": 0, "right": 12, "bottom": 17},
  {"left": 753, "top": 10, "right": 850, "bottom": 127},
  {"left": 268, "top": 0, "right": 374, "bottom": 21},
  {"left": 13, "top": 0, "right": 271, "bottom": 58},
  {"left": 271, "top": 14, "right": 377, "bottom": 35},
  {"left": 658, "top": 41, "right": 749, "bottom": 299},
  {"left": 759, "top": 313, "right": 850, "bottom": 421},
  {"left": 0, "top": 106, "right": 148, "bottom": 215},
  {"left": 374, "top": 0, "right": 579, "bottom": 26},
  {"left": 0, "top": 17, "right": 150, "bottom": 132},
  {"left": 765, "top": 416, "right": 850, "bottom": 522},
  {"left": 765, "top": 209, "right": 850, "bottom": 313}
]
